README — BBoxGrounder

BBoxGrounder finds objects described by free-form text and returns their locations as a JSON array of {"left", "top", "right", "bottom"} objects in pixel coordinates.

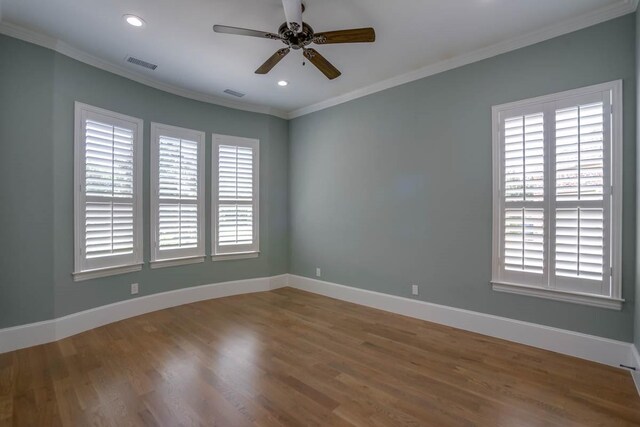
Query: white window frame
[
  {"left": 73, "top": 102, "right": 143, "bottom": 281},
  {"left": 491, "top": 81, "right": 623, "bottom": 310},
  {"left": 150, "top": 123, "right": 206, "bottom": 268},
  {"left": 212, "top": 134, "right": 260, "bottom": 260}
]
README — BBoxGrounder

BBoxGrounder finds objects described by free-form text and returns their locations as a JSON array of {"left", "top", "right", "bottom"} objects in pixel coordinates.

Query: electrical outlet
[
  {"left": 316, "top": 267, "right": 321, "bottom": 277},
  {"left": 131, "top": 283, "right": 139, "bottom": 295},
  {"left": 411, "top": 284, "right": 419, "bottom": 296}
]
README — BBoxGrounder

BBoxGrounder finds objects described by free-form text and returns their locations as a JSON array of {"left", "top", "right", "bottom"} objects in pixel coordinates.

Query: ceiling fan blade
[
  {"left": 255, "top": 48, "right": 290, "bottom": 74},
  {"left": 282, "top": 0, "right": 303, "bottom": 33},
  {"left": 303, "top": 48, "right": 341, "bottom": 80},
  {"left": 314, "top": 28, "right": 376, "bottom": 44},
  {"left": 213, "top": 25, "right": 281, "bottom": 40}
]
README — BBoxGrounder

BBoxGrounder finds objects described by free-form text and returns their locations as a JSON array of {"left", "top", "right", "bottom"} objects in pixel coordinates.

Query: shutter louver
[
  {"left": 504, "top": 209, "right": 544, "bottom": 274},
  {"left": 84, "top": 119, "right": 135, "bottom": 259},
  {"left": 555, "top": 208, "right": 604, "bottom": 281},
  {"left": 217, "top": 144, "right": 254, "bottom": 247},
  {"left": 85, "top": 202, "right": 134, "bottom": 258},
  {"left": 555, "top": 103, "right": 604, "bottom": 201},
  {"left": 218, "top": 204, "right": 253, "bottom": 246},
  {"left": 157, "top": 136, "right": 199, "bottom": 251},
  {"left": 219, "top": 145, "right": 253, "bottom": 202},
  {"left": 504, "top": 114, "right": 544, "bottom": 202},
  {"left": 554, "top": 101, "right": 607, "bottom": 285},
  {"left": 493, "top": 82, "right": 620, "bottom": 303},
  {"left": 502, "top": 112, "right": 544, "bottom": 278},
  {"left": 213, "top": 136, "right": 259, "bottom": 256},
  {"left": 158, "top": 204, "right": 198, "bottom": 250}
]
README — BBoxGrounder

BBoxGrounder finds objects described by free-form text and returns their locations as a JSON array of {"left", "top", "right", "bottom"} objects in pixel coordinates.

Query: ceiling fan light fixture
[
  {"left": 124, "top": 14, "right": 145, "bottom": 28},
  {"left": 277, "top": 80, "right": 289, "bottom": 87}
]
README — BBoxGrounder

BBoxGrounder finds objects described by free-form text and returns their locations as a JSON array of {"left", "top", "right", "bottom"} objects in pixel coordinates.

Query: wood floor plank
[{"left": 3, "top": 287, "right": 639, "bottom": 426}]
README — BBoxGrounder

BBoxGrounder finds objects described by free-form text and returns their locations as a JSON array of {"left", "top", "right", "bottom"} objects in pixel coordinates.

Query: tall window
[
  {"left": 74, "top": 103, "right": 143, "bottom": 280},
  {"left": 212, "top": 134, "right": 259, "bottom": 259},
  {"left": 491, "top": 81, "right": 623, "bottom": 310},
  {"left": 150, "top": 123, "right": 205, "bottom": 267}
]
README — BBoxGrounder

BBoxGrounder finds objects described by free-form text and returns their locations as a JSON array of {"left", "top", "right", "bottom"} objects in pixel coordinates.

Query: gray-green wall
[
  {"left": 1, "top": 14, "right": 638, "bottom": 342},
  {"left": 0, "top": 36, "right": 56, "bottom": 327},
  {"left": 289, "top": 15, "right": 637, "bottom": 341},
  {"left": 636, "top": 10, "right": 640, "bottom": 351},
  {"left": 0, "top": 34, "right": 289, "bottom": 328}
]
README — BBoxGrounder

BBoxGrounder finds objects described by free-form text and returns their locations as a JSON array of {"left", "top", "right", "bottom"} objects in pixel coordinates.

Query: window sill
[
  {"left": 73, "top": 263, "right": 143, "bottom": 282},
  {"left": 150, "top": 256, "right": 205, "bottom": 269},
  {"left": 212, "top": 252, "right": 259, "bottom": 261},
  {"left": 491, "top": 281, "right": 623, "bottom": 310}
]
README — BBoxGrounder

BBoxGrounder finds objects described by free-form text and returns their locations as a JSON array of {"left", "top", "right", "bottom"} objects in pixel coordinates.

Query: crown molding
[
  {"left": 0, "top": 0, "right": 636, "bottom": 120},
  {"left": 0, "top": 21, "right": 289, "bottom": 119},
  {"left": 287, "top": 0, "right": 638, "bottom": 119}
]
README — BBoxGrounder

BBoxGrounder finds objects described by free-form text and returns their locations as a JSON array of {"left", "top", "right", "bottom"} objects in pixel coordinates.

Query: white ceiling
[{"left": 0, "top": 0, "right": 633, "bottom": 116}]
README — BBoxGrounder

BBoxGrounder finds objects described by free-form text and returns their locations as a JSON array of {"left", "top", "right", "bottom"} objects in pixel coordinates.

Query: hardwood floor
[{"left": 1, "top": 287, "right": 639, "bottom": 426}]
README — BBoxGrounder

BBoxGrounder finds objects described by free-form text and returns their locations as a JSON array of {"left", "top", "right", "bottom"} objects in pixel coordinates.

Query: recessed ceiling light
[
  {"left": 278, "top": 80, "right": 288, "bottom": 87},
  {"left": 124, "top": 14, "right": 145, "bottom": 28}
]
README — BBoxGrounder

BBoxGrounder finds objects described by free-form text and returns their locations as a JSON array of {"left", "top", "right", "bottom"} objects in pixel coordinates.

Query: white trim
[
  {"left": 610, "top": 80, "right": 624, "bottom": 300},
  {"left": 0, "top": 21, "right": 288, "bottom": 119},
  {"left": 149, "top": 256, "right": 205, "bottom": 269},
  {"left": 632, "top": 344, "right": 640, "bottom": 369},
  {"left": 491, "top": 81, "right": 623, "bottom": 305},
  {"left": 212, "top": 252, "right": 260, "bottom": 261},
  {"left": 212, "top": 134, "right": 260, "bottom": 256},
  {"left": 74, "top": 102, "right": 144, "bottom": 276},
  {"left": 631, "top": 345, "right": 640, "bottom": 396},
  {"left": 73, "top": 263, "right": 143, "bottom": 281},
  {"left": 491, "top": 80, "right": 622, "bottom": 112},
  {"left": 491, "top": 281, "right": 623, "bottom": 310},
  {"left": 287, "top": 1, "right": 636, "bottom": 118},
  {"left": 0, "top": 1, "right": 636, "bottom": 120},
  {"left": 2, "top": 273, "right": 637, "bottom": 370},
  {"left": 287, "top": 274, "right": 633, "bottom": 368},
  {"left": 0, "top": 274, "right": 288, "bottom": 354},
  {"left": 150, "top": 122, "right": 206, "bottom": 263}
]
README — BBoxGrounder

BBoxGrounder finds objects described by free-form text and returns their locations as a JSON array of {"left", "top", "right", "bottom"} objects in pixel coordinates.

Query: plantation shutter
[
  {"left": 84, "top": 120, "right": 135, "bottom": 258},
  {"left": 500, "top": 110, "right": 546, "bottom": 287},
  {"left": 213, "top": 135, "right": 259, "bottom": 256},
  {"left": 151, "top": 124, "right": 205, "bottom": 263},
  {"left": 492, "top": 82, "right": 619, "bottom": 303},
  {"left": 74, "top": 103, "right": 142, "bottom": 277},
  {"left": 551, "top": 94, "right": 611, "bottom": 295}
]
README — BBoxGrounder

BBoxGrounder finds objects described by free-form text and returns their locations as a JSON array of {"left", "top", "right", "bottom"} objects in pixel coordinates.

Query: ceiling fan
[{"left": 213, "top": 0, "right": 375, "bottom": 80}]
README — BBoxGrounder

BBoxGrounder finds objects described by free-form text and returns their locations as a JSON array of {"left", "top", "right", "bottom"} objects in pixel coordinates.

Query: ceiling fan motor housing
[{"left": 279, "top": 22, "right": 314, "bottom": 50}]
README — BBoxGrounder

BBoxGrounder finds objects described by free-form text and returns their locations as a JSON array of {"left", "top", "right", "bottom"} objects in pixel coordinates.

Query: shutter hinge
[{"left": 610, "top": 266, "right": 613, "bottom": 277}]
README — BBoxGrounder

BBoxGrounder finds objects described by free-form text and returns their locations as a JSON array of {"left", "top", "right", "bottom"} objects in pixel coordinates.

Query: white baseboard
[
  {"left": 0, "top": 274, "right": 288, "bottom": 354},
  {"left": 631, "top": 345, "right": 640, "bottom": 395},
  {"left": 2, "top": 272, "right": 637, "bottom": 376},
  {"left": 288, "top": 274, "right": 635, "bottom": 369}
]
